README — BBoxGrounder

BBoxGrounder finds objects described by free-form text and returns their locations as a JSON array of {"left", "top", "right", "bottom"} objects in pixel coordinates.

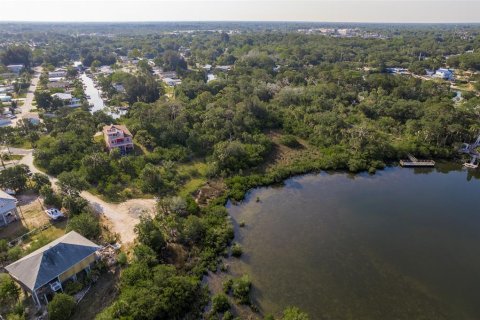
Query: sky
[{"left": 1, "top": 0, "right": 480, "bottom": 23}]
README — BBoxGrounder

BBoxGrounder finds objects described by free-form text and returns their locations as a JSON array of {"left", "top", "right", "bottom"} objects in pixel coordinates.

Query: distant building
[
  {"left": 386, "top": 67, "right": 408, "bottom": 75},
  {"left": 103, "top": 124, "right": 134, "bottom": 154},
  {"left": 51, "top": 93, "right": 82, "bottom": 108},
  {"left": 207, "top": 73, "right": 217, "bottom": 83},
  {"left": 0, "top": 85, "right": 14, "bottom": 94},
  {"left": 73, "top": 61, "right": 84, "bottom": 71},
  {"left": 47, "top": 81, "right": 71, "bottom": 90},
  {"left": 6, "top": 64, "right": 24, "bottom": 74},
  {"left": 162, "top": 77, "right": 182, "bottom": 86},
  {"left": 112, "top": 83, "right": 125, "bottom": 93},
  {"left": 5, "top": 231, "right": 101, "bottom": 306},
  {"left": 0, "top": 190, "right": 18, "bottom": 227},
  {"left": 159, "top": 71, "right": 178, "bottom": 79},
  {"left": 98, "top": 66, "right": 113, "bottom": 75},
  {"left": 215, "top": 65, "right": 232, "bottom": 71},
  {"left": 48, "top": 69, "right": 67, "bottom": 79},
  {"left": 0, "top": 94, "right": 12, "bottom": 102},
  {"left": 434, "top": 68, "right": 454, "bottom": 81}
]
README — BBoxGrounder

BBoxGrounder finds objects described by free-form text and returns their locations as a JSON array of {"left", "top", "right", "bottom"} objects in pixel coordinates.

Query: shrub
[
  {"left": 117, "top": 252, "right": 128, "bottom": 266},
  {"left": 279, "top": 135, "right": 302, "bottom": 148},
  {"left": 0, "top": 273, "right": 20, "bottom": 306},
  {"left": 223, "top": 310, "right": 234, "bottom": 320},
  {"left": 0, "top": 239, "right": 8, "bottom": 252},
  {"left": 7, "top": 247, "right": 22, "bottom": 261},
  {"left": 222, "top": 278, "right": 233, "bottom": 294},
  {"left": 231, "top": 275, "right": 251, "bottom": 304},
  {"left": 66, "top": 213, "right": 100, "bottom": 240},
  {"left": 231, "top": 243, "right": 243, "bottom": 257},
  {"left": 63, "top": 281, "right": 83, "bottom": 295},
  {"left": 39, "top": 185, "right": 62, "bottom": 208},
  {"left": 281, "top": 306, "right": 310, "bottom": 320},
  {"left": 212, "top": 293, "right": 230, "bottom": 313},
  {"left": 47, "top": 293, "right": 76, "bottom": 320}
]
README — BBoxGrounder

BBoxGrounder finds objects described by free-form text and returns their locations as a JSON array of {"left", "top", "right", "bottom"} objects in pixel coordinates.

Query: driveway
[{"left": 16, "top": 149, "right": 156, "bottom": 244}]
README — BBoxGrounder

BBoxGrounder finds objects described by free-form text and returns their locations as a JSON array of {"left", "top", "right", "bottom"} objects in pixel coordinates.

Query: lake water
[{"left": 227, "top": 163, "right": 480, "bottom": 319}]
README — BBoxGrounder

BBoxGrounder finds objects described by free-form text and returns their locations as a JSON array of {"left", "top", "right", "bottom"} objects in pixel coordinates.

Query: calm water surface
[
  {"left": 80, "top": 73, "right": 126, "bottom": 119},
  {"left": 80, "top": 73, "right": 105, "bottom": 112},
  {"left": 227, "top": 164, "right": 480, "bottom": 319}
]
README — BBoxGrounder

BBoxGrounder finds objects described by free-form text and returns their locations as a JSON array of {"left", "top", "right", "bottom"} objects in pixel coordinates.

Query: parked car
[{"left": 45, "top": 208, "right": 64, "bottom": 220}]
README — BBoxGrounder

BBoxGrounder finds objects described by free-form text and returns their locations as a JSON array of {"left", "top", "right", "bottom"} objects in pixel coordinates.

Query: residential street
[
  {"left": 17, "top": 149, "right": 155, "bottom": 243},
  {"left": 11, "top": 66, "right": 42, "bottom": 126}
]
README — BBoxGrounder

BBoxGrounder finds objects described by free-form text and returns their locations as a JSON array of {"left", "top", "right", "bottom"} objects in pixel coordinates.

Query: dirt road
[{"left": 17, "top": 149, "right": 156, "bottom": 244}]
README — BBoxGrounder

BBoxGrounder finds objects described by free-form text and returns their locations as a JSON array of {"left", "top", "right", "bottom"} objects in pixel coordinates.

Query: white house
[
  {"left": 6, "top": 64, "right": 24, "bottom": 74},
  {"left": 0, "top": 190, "right": 19, "bottom": 227},
  {"left": 215, "top": 65, "right": 233, "bottom": 71},
  {"left": 0, "top": 85, "right": 14, "bottom": 94},
  {"left": 434, "top": 68, "right": 454, "bottom": 81},
  {"left": 48, "top": 69, "right": 68, "bottom": 79},
  {"left": 51, "top": 93, "right": 82, "bottom": 108},
  {"left": 207, "top": 73, "right": 217, "bottom": 83},
  {"left": 0, "top": 94, "right": 12, "bottom": 102},
  {"left": 162, "top": 77, "right": 182, "bottom": 86}
]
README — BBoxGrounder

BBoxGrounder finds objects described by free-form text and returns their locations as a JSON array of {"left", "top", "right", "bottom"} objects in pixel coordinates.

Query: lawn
[{"left": 177, "top": 161, "right": 208, "bottom": 197}]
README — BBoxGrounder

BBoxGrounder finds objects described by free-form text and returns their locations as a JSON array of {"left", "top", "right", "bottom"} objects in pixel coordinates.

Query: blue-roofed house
[{"left": 4, "top": 231, "right": 101, "bottom": 306}]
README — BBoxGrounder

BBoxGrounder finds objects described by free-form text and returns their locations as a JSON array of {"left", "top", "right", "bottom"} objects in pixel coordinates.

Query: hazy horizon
[{"left": 1, "top": 1, "right": 480, "bottom": 24}]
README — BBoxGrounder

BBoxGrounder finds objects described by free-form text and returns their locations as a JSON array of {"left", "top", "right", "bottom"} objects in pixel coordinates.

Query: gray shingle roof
[
  {"left": 0, "top": 190, "right": 17, "bottom": 215},
  {"left": 5, "top": 231, "right": 100, "bottom": 291}
]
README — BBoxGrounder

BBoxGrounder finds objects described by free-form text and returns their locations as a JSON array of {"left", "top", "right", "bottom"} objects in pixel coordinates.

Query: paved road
[
  {"left": 12, "top": 66, "right": 42, "bottom": 127},
  {"left": 16, "top": 149, "right": 155, "bottom": 243}
]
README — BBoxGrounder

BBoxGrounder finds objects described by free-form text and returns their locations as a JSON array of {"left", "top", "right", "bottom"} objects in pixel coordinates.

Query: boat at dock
[{"left": 400, "top": 154, "right": 435, "bottom": 167}]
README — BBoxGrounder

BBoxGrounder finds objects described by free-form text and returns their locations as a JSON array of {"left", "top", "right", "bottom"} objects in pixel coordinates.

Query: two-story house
[
  {"left": 103, "top": 124, "right": 134, "bottom": 154},
  {"left": 51, "top": 93, "right": 82, "bottom": 108}
]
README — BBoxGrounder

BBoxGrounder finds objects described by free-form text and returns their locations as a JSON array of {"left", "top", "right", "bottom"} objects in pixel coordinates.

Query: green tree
[
  {"left": 31, "top": 173, "right": 51, "bottom": 192},
  {"left": 138, "top": 164, "right": 163, "bottom": 193},
  {"left": 62, "top": 194, "right": 88, "bottom": 215},
  {"left": 57, "top": 171, "right": 88, "bottom": 195},
  {"left": 0, "top": 45, "right": 31, "bottom": 67},
  {"left": 231, "top": 275, "right": 251, "bottom": 304},
  {"left": 66, "top": 213, "right": 100, "bottom": 240},
  {"left": 47, "top": 293, "right": 76, "bottom": 320},
  {"left": 0, "top": 274, "right": 20, "bottom": 307},
  {"left": 0, "top": 165, "right": 29, "bottom": 192},
  {"left": 39, "top": 185, "right": 62, "bottom": 208},
  {"left": 212, "top": 293, "right": 230, "bottom": 313},
  {"left": 134, "top": 215, "right": 166, "bottom": 254}
]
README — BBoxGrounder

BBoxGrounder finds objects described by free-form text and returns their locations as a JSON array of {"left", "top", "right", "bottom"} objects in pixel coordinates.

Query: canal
[{"left": 80, "top": 72, "right": 105, "bottom": 112}]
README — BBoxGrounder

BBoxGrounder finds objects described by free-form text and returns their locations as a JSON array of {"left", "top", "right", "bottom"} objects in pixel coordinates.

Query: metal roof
[{"left": 5, "top": 231, "right": 100, "bottom": 291}]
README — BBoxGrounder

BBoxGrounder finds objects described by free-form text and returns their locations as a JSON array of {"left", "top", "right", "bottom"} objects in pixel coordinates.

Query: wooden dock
[{"left": 400, "top": 154, "right": 435, "bottom": 167}]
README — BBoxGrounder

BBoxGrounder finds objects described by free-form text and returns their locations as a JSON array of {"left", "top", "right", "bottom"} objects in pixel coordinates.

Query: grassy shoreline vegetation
[{"left": 1, "top": 22, "right": 480, "bottom": 319}]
